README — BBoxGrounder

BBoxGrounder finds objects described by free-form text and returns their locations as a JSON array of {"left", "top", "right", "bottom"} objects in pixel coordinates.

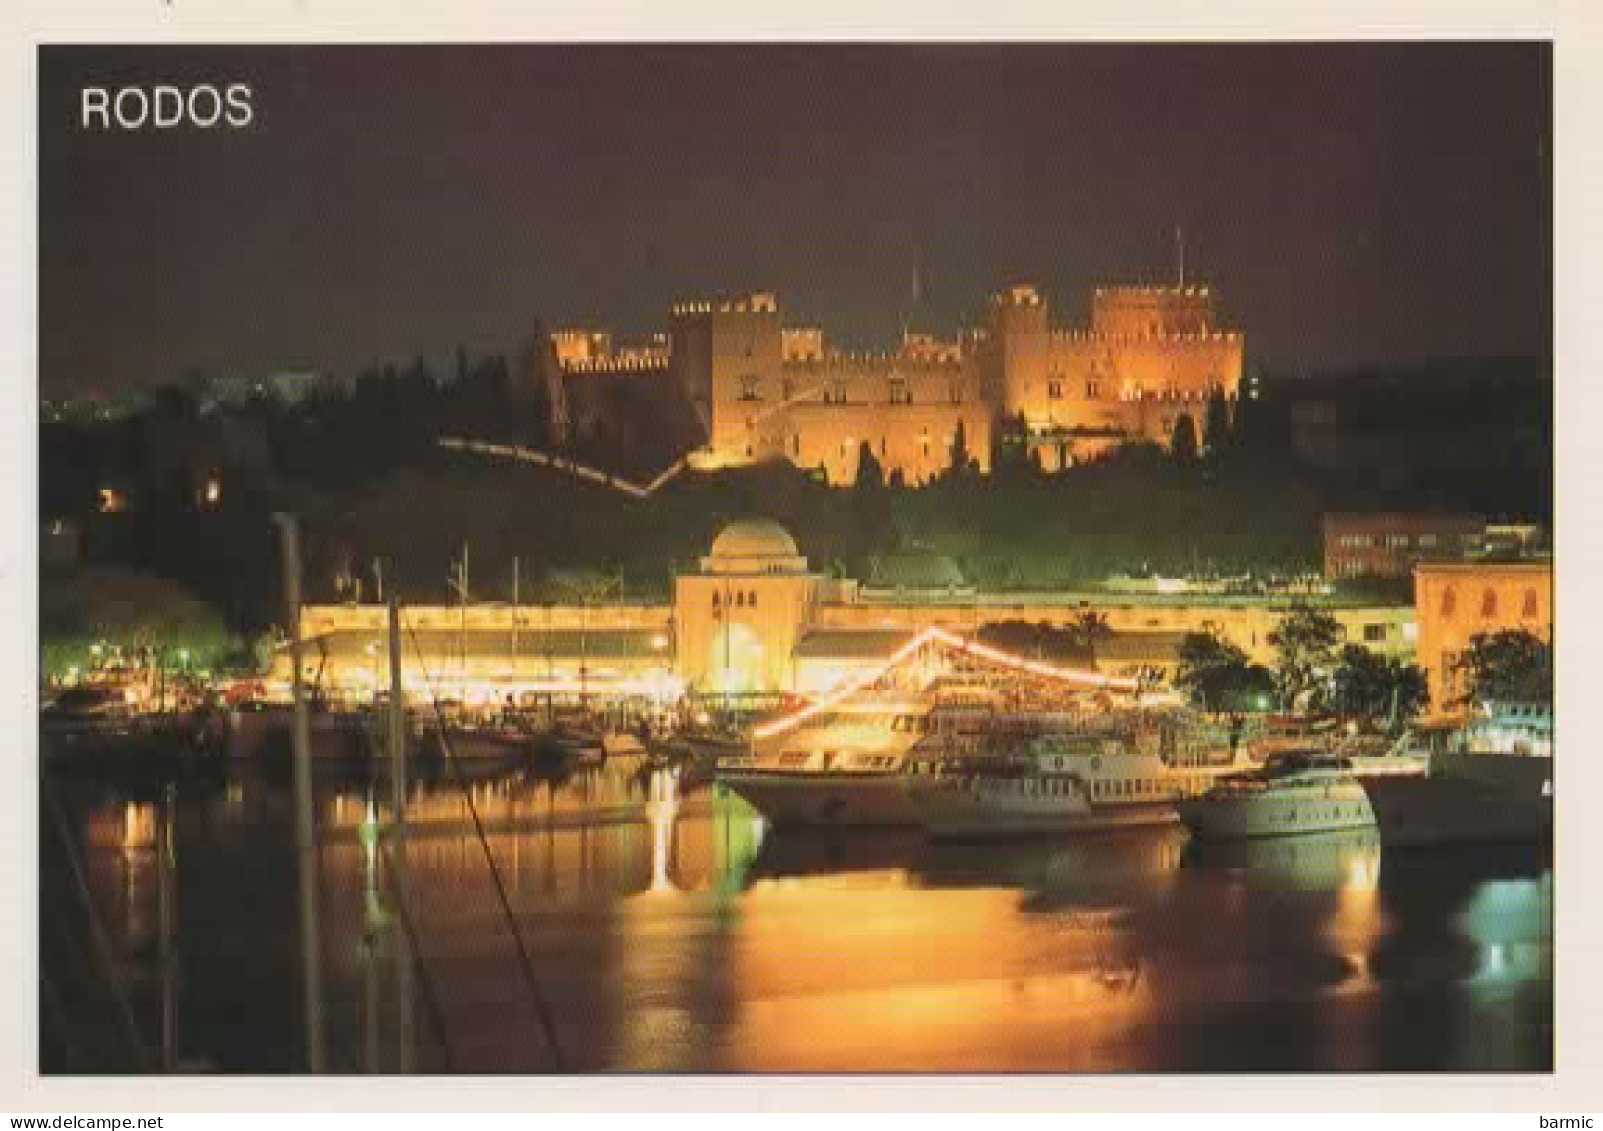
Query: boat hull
[
  {"left": 1178, "top": 781, "right": 1376, "bottom": 842},
  {"left": 1364, "top": 772, "right": 1551, "bottom": 847},
  {"left": 416, "top": 729, "right": 535, "bottom": 780},
  {"left": 719, "top": 770, "right": 918, "bottom": 827},
  {"left": 913, "top": 785, "right": 1178, "bottom": 841},
  {"left": 40, "top": 715, "right": 218, "bottom": 776},
  {"left": 1431, "top": 750, "right": 1551, "bottom": 798}
]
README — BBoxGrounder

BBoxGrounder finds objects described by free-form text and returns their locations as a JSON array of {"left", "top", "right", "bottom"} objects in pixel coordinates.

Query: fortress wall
[{"left": 777, "top": 400, "right": 993, "bottom": 484}]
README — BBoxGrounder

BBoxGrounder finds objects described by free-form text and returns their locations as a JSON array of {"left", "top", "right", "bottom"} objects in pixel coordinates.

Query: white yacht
[
  {"left": 716, "top": 690, "right": 1013, "bottom": 827},
  {"left": 1177, "top": 750, "right": 1377, "bottom": 841},
  {"left": 911, "top": 719, "right": 1247, "bottom": 840},
  {"left": 719, "top": 681, "right": 1240, "bottom": 830},
  {"left": 716, "top": 623, "right": 1226, "bottom": 829}
]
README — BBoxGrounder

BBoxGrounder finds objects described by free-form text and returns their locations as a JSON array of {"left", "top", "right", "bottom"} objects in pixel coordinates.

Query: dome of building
[
  {"left": 703, "top": 519, "right": 808, "bottom": 575},
  {"left": 709, "top": 519, "right": 799, "bottom": 561}
]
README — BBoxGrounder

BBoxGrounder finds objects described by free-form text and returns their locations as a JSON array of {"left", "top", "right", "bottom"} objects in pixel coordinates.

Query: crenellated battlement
[
  {"left": 534, "top": 273, "right": 1243, "bottom": 485},
  {"left": 1094, "top": 284, "right": 1213, "bottom": 298},
  {"left": 989, "top": 283, "right": 1046, "bottom": 308},
  {"left": 781, "top": 351, "right": 966, "bottom": 371},
  {"left": 560, "top": 354, "right": 671, "bottom": 375},
  {"left": 671, "top": 291, "right": 779, "bottom": 317},
  {"left": 1049, "top": 329, "right": 1244, "bottom": 344}
]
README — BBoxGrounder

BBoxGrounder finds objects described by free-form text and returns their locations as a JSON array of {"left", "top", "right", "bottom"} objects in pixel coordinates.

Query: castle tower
[
  {"left": 1091, "top": 285, "right": 1218, "bottom": 341},
  {"left": 982, "top": 284, "right": 1051, "bottom": 421},
  {"left": 669, "top": 292, "right": 784, "bottom": 465}
]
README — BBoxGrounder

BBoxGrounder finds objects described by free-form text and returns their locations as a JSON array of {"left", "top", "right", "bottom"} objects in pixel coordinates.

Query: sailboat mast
[{"left": 273, "top": 512, "right": 324, "bottom": 1073}]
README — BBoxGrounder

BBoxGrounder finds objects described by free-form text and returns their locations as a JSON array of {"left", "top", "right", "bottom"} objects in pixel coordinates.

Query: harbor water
[{"left": 40, "top": 761, "right": 1552, "bottom": 1074}]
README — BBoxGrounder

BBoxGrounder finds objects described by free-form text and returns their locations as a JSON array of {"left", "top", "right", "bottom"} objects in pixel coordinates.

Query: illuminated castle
[{"left": 553, "top": 280, "right": 1244, "bottom": 485}]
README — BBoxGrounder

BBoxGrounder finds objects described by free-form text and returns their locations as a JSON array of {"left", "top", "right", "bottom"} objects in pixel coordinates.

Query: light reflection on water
[{"left": 42, "top": 765, "right": 1552, "bottom": 1074}]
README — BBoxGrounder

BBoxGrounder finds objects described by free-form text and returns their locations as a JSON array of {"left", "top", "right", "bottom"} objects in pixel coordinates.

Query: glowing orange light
[{"left": 753, "top": 626, "right": 1143, "bottom": 740}]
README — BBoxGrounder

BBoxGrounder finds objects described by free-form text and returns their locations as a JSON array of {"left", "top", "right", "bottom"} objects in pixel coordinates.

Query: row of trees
[
  {"left": 1173, "top": 605, "right": 1552, "bottom": 723},
  {"left": 974, "top": 613, "right": 1113, "bottom": 669}
]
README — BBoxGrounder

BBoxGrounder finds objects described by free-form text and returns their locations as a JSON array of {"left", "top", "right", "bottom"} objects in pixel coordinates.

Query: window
[
  {"left": 781, "top": 378, "right": 795, "bottom": 401},
  {"left": 889, "top": 377, "right": 911, "bottom": 405},
  {"left": 738, "top": 375, "right": 761, "bottom": 401},
  {"left": 825, "top": 380, "right": 847, "bottom": 404},
  {"left": 748, "top": 591, "right": 757, "bottom": 609},
  {"left": 1440, "top": 586, "right": 1457, "bottom": 619},
  {"left": 1522, "top": 588, "right": 1539, "bottom": 619},
  {"left": 1086, "top": 379, "right": 1100, "bottom": 398},
  {"left": 1481, "top": 588, "right": 1499, "bottom": 619},
  {"left": 1363, "top": 623, "right": 1387, "bottom": 643},
  {"left": 1047, "top": 380, "right": 1063, "bottom": 400}
]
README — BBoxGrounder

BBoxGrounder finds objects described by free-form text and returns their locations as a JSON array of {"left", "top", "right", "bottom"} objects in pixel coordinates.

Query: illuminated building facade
[
  {"left": 1322, "top": 512, "right": 1488, "bottom": 580},
  {"left": 1414, "top": 559, "right": 1553, "bottom": 716},
  {"left": 288, "top": 521, "right": 1411, "bottom": 703},
  {"left": 551, "top": 280, "right": 1244, "bottom": 485},
  {"left": 978, "top": 283, "right": 1243, "bottom": 471},
  {"left": 1323, "top": 513, "right": 1551, "bottom": 580}
]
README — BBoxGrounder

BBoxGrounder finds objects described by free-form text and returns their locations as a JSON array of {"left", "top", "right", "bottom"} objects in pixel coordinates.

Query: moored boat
[
  {"left": 1177, "top": 750, "right": 1377, "bottom": 842},
  {"left": 1364, "top": 701, "right": 1551, "bottom": 848},
  {"left": 716, "top": 693, "right": 935, "bottom": 826},
  {"left": 40, "top": 687, "right": 205, "bottom": 772},
  {"left": 720, "top": 682, "right": 1240, "bottom": 831},
  {"left": 912, "top": 729, "right": 1243, "bottom": 841},
  {"left": 415, "top": 718, "right": 537, "bottom": 777}
]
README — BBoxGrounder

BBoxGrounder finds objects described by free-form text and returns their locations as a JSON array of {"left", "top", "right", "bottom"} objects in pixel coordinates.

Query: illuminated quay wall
[
  {"left": 555, "top": 280, "right": 1244, "bottom": 485},
  {"left": 288, "top": 521, "right": 1412, "bottom": 702}
]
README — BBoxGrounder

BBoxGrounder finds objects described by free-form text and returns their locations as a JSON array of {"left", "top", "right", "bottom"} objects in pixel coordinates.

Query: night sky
[{"left": 39, "top": 43, "right": 1550, "bottom": 397}]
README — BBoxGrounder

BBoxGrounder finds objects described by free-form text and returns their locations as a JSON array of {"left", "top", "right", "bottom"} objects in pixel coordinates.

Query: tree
[
  {"left": 1169, "top": 413, "right": 1199, "bottom": 464},
  {"left": 991, "top": 410, "right": 1038, "bottom": 484},
  {"left": 853, "top": 441, "right": 885, "bottom": 491},
  {"left": 1175, "top": 630, "right": 1275, "bottom": 713},
  {"left": 1065, "top": 610, "right": 1113, "bottom": 666},
  {"left": 849, "top": 441, "right": 893, "bottom": 553},
  {"left": 947, "top": 419, "right": 971, "bottom": 481},
  {"left": 1203, "top": 388, "right": 1232, "bottom": 458},
  {"left": 1267, "top": 603, "right": 1343, "bottom": 711},
  {"left": 1453, "top": 628, "right": 1552, "bottom": 707},
  {"left": 41, "top": 564, "right": 237, "bottom": 680},
  {"left": 975, "top": 620, "right": 1096, "bottom": 669},
  {"left": 1330, "top": 644, "right": 1429, "bottom": 726}
]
